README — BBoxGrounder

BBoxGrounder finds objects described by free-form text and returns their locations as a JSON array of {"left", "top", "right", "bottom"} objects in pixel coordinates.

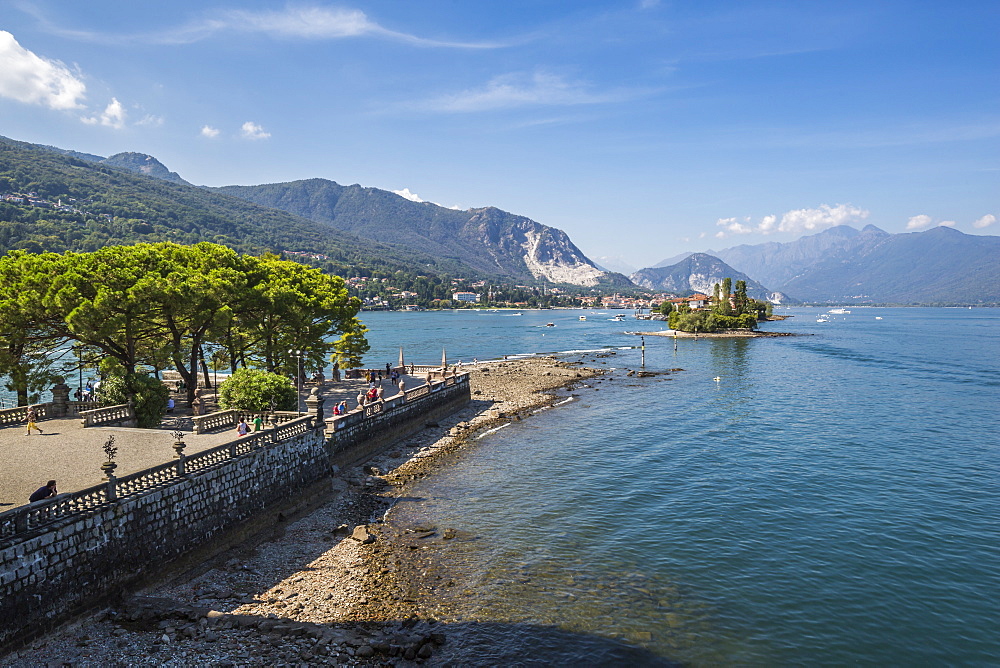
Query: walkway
[{"left": 0, "top": 374, "right": 421, "bottom": 510}]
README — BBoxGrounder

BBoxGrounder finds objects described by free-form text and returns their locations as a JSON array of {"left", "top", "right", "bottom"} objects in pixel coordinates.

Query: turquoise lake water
[{"left": 357, "top": 308, "right": 1000, "bottom": 665}]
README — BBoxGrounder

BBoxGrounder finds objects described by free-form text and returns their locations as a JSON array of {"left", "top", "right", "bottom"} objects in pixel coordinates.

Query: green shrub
[
  {"left": 218, "top": 368, "right": 296, "bottom": 412},
  {"left": 99, "top": 373, "right": 170, "bottom": 428}
]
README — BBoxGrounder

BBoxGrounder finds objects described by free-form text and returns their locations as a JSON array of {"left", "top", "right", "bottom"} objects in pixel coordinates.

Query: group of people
[
  {"left": 235, "top": 414, "right": 265, "bottom": 436},
  {"left": 72, "top": 379, "right": 102, "bottom": 403}
]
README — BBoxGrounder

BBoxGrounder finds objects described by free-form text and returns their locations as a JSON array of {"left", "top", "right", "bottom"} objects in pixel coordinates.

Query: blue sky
[{"left": 1, "top": 1, "right": 997, "bottom": 270}]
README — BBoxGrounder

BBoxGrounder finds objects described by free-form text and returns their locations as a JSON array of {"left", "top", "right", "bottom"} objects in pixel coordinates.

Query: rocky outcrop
[
  {"left": 215, "top": 180, "right": 618, "bottom": 286},
  {"left": 101, "top": 152, "right": 191, "bottom": 185}
]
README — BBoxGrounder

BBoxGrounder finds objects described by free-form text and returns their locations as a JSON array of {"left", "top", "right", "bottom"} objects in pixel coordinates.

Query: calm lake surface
[{"left": 359, "top": 307, "right": 1000, "bottom": 665}]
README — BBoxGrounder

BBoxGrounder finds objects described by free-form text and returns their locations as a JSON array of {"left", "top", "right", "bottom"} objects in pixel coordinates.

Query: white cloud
[
  {"left": 973, "top": 214, "right": 996, "bottom": 229},
  {"left": 714, "top": 203, "right": 869, "bottom": 238},
  {"left": 393, "top": 188, "right": 424, "bottom": 203},
  {"left": 715, "top": 217, "right": 753, "bottom": 235},
  {"left": 906, "top": 214, "right": 933, "bottom": 230},
  {"left": 240, "top": 121, "right": 270, "bottom": 140},
  {"left": 143, "top": 6, "right": 499, "bottom": 49},
  {"left": 421, "top": 71, "right": 634, "bottom": 113},
  {"left": 200, "top": 125, "right": 220, "bottom": 138},
  {"left": 82, "top": 97, "right": 126, "bottom": 129},
  {"left": 136, "top": 114, "right": 163, "bottom": 127},
  {"left": 778, "top": 204, "right": 869, "bottom": 234},
  {"left": 939, "top": 220, "right": 956, "bottom": 228},
  {"left": 0, "top": 30, "right": 86, "bottom": 110}
]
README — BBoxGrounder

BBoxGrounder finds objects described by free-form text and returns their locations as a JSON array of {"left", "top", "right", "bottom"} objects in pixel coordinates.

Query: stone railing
[
  {"left": 0, "top": 404, "right": 49, "bottom": 427},
  {"left": 1, "top": 400, "right": 103, "bottom": 427},
  {"left": 192, "top": 409, "right": 304, "bottom": 434},
  {"left": 192, "top": 408, "right": 239, "bottom": 434},
  {"left": 0, "top": 415, "right": 315, "bottom": 541},
  {"left": 404, "top": 383, "right": 431, "bottom": 401},
  {"left": 79, "top": 403, "right": 135, "bottom": 428},
  {"left": 326, "top": 374, "right": 469, "bottom": 433},
  {"left": 0, "top": 483, "right": 109, "bottom": 540}
]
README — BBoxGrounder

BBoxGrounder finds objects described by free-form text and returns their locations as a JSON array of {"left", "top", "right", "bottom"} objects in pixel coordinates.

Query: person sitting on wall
[{"left": 29, "top": 480, "right": 57, "bottom": 503}]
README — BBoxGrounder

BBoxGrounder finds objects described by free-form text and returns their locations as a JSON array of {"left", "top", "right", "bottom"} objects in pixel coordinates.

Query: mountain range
[
  {"left": 211, "top": 179, "right": 624, "bottom": 287},
  {"left": 630, "top": 253, "right": 788, "bottom": 302},
  {"left": 0, "top": 137, "right": 629, "bottom": 287},
  {"left": 3, "top": 134, "right": 996, "bottom": 303},
  {"left": 648, "top": 225, "right": 999, "bottom": 305}
]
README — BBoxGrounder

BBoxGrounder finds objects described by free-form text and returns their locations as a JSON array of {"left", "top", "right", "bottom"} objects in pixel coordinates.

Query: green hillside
[{"left": 0, "top": 136, "right": 468, "bottom": 278}]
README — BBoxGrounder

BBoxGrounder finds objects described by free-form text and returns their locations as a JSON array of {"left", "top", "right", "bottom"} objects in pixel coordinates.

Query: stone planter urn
[
  {"left": 101, "top": 460, "right": 117, "bottom": 480},
  {"left": 171, "top": 431, "right": 186, "bottom": 458}
]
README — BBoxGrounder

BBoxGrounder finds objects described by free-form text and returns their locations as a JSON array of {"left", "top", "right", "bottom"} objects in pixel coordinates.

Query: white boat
[
  {"left": 545, "top": 322, "right": 555, "bottom": 327},
  {"left": 579, "top": 315, "right": 587, "bottom": 321},
  {"left": 828, "top": 308, "right": 850, "bottom": 314},
  {"left": 612, "top": 314, "right": 626, "bottom": 322}
]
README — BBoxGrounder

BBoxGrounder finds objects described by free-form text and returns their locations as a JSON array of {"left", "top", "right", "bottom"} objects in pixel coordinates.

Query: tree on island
[{"left": 668, "top": 277, "right": 763, "bottom": 333}]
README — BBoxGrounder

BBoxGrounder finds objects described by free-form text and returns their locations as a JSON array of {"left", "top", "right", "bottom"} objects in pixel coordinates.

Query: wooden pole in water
[{"left": 641, "top": 336, "right": 645, "bottom": 367}]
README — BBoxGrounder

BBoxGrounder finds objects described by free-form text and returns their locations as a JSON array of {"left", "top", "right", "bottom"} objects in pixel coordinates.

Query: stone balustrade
[
  {"left": 192, "top": 409, "right": 305, "bottom": 434},
  {"left": 0, "top": 405, "right": 48, "bottom": 427},
  {"left": 79, "top": 403, "right": 136, "bottom": 428}
]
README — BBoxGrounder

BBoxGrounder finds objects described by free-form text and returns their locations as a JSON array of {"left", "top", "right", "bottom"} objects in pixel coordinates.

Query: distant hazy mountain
[
  {"left": 655, "top": 225, "right": 999, "bottom": 304},
  {"left": 592, "top": 255, "right": 637, "bottom": 275},
  {"left": 629, "top": 253, "right": 786, "bottom": 302},
  {"left": 778, "top": 226, "right": 1000, "bottom": 304},
  {"left": 710, "top": 225, "right": 890, "bottom": 289},
  {"left": 652, "top": 252, "right": 693, "bottom": 268},
  {"left": 214, "top": 179, "right": 629, "bottom": 287}
]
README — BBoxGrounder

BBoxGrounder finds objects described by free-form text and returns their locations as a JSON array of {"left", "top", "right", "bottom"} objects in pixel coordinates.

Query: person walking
[
  {"left": 252, "top": 414, "right": 264, "bottom": 432},
  {"left": 25, "top": 406, "right": 42, "bottom": 435},
  {"left": 236, "top": 418, "right": 250, "bottom": 436},
  {"left": 29, "top": 480, "right": 57, "bottom": 502}
]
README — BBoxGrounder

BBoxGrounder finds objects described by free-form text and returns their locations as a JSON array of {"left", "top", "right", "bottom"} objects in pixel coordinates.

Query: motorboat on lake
[{"left": 579, "top": 315, "right": 587, "bottom": 321}]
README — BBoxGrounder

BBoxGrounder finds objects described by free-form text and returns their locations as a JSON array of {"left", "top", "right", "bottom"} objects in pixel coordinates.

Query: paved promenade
[{"left": 0, "top": 374, "right": 417, "bottom": 511}]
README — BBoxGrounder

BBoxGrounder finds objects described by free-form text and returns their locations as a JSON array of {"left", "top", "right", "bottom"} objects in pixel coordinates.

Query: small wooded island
[{"left": 658, "top": 277, "right": 772, "bottom": 333}]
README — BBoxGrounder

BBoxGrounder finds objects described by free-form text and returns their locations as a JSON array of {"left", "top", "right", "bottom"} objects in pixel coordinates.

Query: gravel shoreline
[{"left": 3, "top": 356, "right": 607, "bottom": 667}]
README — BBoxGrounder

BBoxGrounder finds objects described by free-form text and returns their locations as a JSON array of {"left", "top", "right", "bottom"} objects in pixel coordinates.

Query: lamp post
[
  {"left": 289, "top": 349, "right": 303, "bottom": 412},
  {"left": 75, "top": 344, "right": 83, "bottom": 399}
]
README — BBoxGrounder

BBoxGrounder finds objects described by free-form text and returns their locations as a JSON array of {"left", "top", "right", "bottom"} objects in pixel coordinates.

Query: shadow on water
[{"left": 427, "top": 620, "right": 681, "bottom": 666}]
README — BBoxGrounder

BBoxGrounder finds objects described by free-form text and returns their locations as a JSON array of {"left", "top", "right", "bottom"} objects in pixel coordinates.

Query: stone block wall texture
[
  {"left": 0, "top": 429, "right": 328, "bottom": 649},
  {"left": 0, "top": 375, "right": 470, "bottom": 650}
]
